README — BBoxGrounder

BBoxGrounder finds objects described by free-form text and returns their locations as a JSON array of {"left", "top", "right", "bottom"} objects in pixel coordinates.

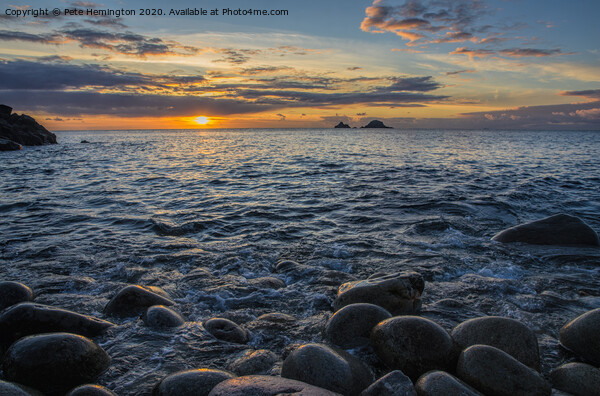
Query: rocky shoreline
[
  {"left": 0, "top": 105, "right": 57, "bottom": 151},
  {"left": 1, "top": 216, "right": 599, "bottom": 395}
]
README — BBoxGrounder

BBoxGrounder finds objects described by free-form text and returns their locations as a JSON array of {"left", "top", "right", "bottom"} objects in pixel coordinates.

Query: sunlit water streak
[{"left": 1, "top": 129, "right": 599, "bottom": 394}]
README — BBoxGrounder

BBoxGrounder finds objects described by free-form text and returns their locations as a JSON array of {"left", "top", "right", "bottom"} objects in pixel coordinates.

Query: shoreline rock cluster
[
  {"left": 0, "top": 214, "right": 599, "bottom": 395},
  {"left": 0, "top": 104, "right": 57, "bottom": 151}
]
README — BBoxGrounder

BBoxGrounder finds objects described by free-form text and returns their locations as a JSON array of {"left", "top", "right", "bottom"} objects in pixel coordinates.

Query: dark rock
[
  {"left": 0, "top": 281, "right": 34, "bottom": 311},
  {"left": 0, "top": 303, "right": 114, "bottom": 351},
  {"left": 104, "top": 285, "right": 175, "bottom": 317},
  {"left": 281, "top": 343, "right": 374, "bottom": 396},
  {"left": 451, "top": 316, "right": 540, "bottom": 370},
  {"left": 80, "top": 140, "right": 90, "bottom": 144},
  {"left": 256, "top": 312, "right": 297, "bottom": 323},
  {"left": 370, "top": 316, "right": 453, "bottom": 380},
  {"left": 0, "top": 107, "right": 57, "bottom": 146},
  {"left": 325, "top": 303, "right": 392, "bottom": 348},
  {"left": 0, "top": 380, "right": 44, "bottom": 396},
  {"left": 456, "top": 344, "right": 551, "bottom": 396},
  {"left": 143, "top": 305, "right": 184, "bottom": 328},
  {"left": 333, "top": 271, "right": 424, "bottom": 315},
  {"left": 361, "top": 120, "right": 391, "bottom": 128},
  {"left": 550, "top": 362, "right": 600, "bottom": 396},
  {"left": 415, "top": 371, "right": 483, "bottom": 396},
  {"left": 228, "top": 349, "right": 278, "bottom": 376},
  {"left": 559, "top": 308, "right": 600, "bottom": 365},
  {"left": 360, "top": 370, "right": 417, "bottom": 396},
  {"left": 2, "top": 332, "right": 111, "bottom": 396},
  {"left": 153, "top": 368, "right": 236, "bottom": 396},
  {"left": 204, "top": 318, "right": 248, "bottom": 344},
  {"left": 0, "top": 138, "right": 22, "bottom": 151},
  {"left": 247, "top": 276, "right": 286, "bottom": 289},
  {"left": 208, "top": 375, "right": 342, "bottom": 396},
  {"left": 334, "top": 122, "right": 351, "bottom": 128},
  {"left": 66, "top": 384, "right": 117, "bottom": 396},
  {"left": 274, "top": 260, "right": 305, "bottom": 273},
  {"left": 491, "top": 214, "right": 600, "bottom": 246}
]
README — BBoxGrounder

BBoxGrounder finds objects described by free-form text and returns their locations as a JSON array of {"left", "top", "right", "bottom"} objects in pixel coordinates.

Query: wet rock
[
  {"left": 281, "top": 343, "right": 374, "bottom": 396},
  {"left": 153, "top": 368, "right": 236, "bottom": 396},
  {"left": 0, "top": 303, "right": 114, "bottom": 350},
  {"left": 2, "top": 332, "right": 111, "bottom": 396},
  {"left": 256, "top": 312, "right": 296, "bottom": 323},
  {"left": 0, "top": 138, "right": 22, "bottom": 151},
  {"left": 491, "top": 214, "right": 600, "bottom": 246},
  {"left": 333, "top": 271, "right": 424, "bottom": 315},
  {"left": 274, "top": 260, "right": 304, "bottom": 273},
  {"left": 559, "top": 308, "right": 600, "bottom": 365},
  {"left": 370, "top": 316, "right": 453, "bottom": 380},
  {"left": 0, "top": 380, "right": 44, "bottom": 396},
  {"left": 360, "top": 370, "right": 417, "bottom": 396},
  {"left": 208, "top": 375, "right": 342, "bottom": 395},
  {"left": 247, "top": 276, "right": 286, "bottom": 289},
  {"left": 334, "top": 122, "right": 351, "bottom": 128},
  {"left": 143, "top": 305, "right": 184, "bottom": 328},
  {"left": 204, "top": 318, "right": 248, "bottom": 344},
  {"left": 324, "top": 303, "right": 391, "bottom": 348},
  {"left": 451, "top": 316, "right": 540, "bottom": 370},
  {"left": 415, "top": 371, "right": 483, "bottom": 396},
  {"left": 0, "top": 107, "right": 57, "bottom": 146},
  {"left": 456, "top": 344, "right": 551, "bottom": 396},
  {"left": 550, "top": 362, "right": 600, "bottom": 396},
  {"left": 66, "top": 384, "right": 117, "bottom": 396},
  {"left": 104, "top": 285, "right": 175, "bottom": 317},
  {"left": 0, "top": 281, "right": 34, "bottom": 311},
  {"left": 228, "top": 349, "right": 278, "bottom": 376}
]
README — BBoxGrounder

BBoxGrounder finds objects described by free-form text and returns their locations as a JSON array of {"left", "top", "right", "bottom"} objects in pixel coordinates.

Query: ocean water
[{"left": 1, "top": 128, "right": 599, "bottom": 394}]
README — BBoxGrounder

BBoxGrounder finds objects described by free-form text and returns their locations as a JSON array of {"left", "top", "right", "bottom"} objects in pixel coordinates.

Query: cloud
[
  {"left": 572, "top": 108, "right": 600, "bottom": 120},
  {"left": 450, "top": 47, "right": 495, "bottom": 58},
  {"left": 561, "top": 89, "right": 600, "bottom": 99},
  {"left": 0, "top": 30, "right": 63, "bottom": 44},
  {"left": 451, "top": 46, "right": 564, "bottom": 59},
  {"left": 239, "top": 66, "right": 294, "bottom": 75},
  {"left": 445, "top": 69, "right": 475, "bottom": 75}
]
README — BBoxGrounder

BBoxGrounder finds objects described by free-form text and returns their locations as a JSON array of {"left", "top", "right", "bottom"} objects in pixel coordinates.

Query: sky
[{"left": 1, "top": 0, "right": 599, "bottom": 130}]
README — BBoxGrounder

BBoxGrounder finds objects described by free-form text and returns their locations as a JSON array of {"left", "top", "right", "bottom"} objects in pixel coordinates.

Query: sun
[{"left": 194, "top": 116, "right": 210, "bottom": 125}]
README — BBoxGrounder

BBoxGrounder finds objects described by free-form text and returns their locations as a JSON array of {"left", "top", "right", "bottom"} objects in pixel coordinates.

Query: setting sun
[{"left": 194, "top": 116, "right": 210, "bottom": 125}]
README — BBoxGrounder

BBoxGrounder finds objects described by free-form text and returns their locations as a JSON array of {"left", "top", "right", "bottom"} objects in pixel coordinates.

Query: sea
[{"left": 1, "top": 128, "right": 599, "bottom": 394}]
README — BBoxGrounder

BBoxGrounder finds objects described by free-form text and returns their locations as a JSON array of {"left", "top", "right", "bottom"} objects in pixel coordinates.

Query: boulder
[
  {"left": 0, "top": 281, "right": 34, "bottom": 311},
  {"left": 360, "top": 370, "right": 417, "bottom": 396},
  {"left": 281, "top": 343, "right": 374, "bottom": 396},
  {"left": 333, "top": 271, "right": 424, "bottom": 315},
  {"left": 0, "top": 138, "right": 22, "bottom": 151},
  {"left": 0, "top": 380, "right": 44, "bottom": 396},
  {"left": 0, "top": 303, "right": 114, "bottom": 351},
  {"left": 334, "top": 122, "right": 351, "bottom": 128},
  {"left": 491, "top": 214, "right": 599, "bottom": 246},
  {"left": 104, "top": 285, "right": 175, "bottom": 317},
  {"left": 203, "top": 318, "right": 248, "bottom": 344},
  {"left": 415, "top": 371, "right": 483, "bottom": 396},
  {"left": 550, "top": 362, "right": 600, "bottom": 396},
  {"left": 325, "top": 303, "right": 392, "bottom": 348},
  {"left": 559, "top": 308, "right": 600, "bottom": 365},
  {"left": 153, "top": 368, "right": 236, "bottom": 396},
  {"left": 456, "top": 344, "right": 551, "bottom": 396},
  {"left": 228, "top": 349, "right": 278, "bottom": 376},
  {"left": 66, "top": 384, "right": 117, "bottom": 396},
  {"left": 0, "top": 107, "right": 57, "bottom": 146},
  {"left": 208, "top": 375, "right": 342, "bottom": 396},
  {"left": 2, "top": 332, "right": 111, "bottom": 396},
  {"left": 143, "top": 305, "right": 184, "bottom": 328},
  {"left": 451, "top": 316, "right": 540, "bottom": 370},
  {"left": 361, "top": 120, "right": 391, "bottom": 128},
  {"left": 370, "top": 316, "right": 453, "bottom": 380}
]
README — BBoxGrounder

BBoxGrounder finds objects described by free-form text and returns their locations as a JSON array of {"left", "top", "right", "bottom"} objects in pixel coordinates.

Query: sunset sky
[{"left": 1, "top": 0, "right": 599, "bottom": 130}]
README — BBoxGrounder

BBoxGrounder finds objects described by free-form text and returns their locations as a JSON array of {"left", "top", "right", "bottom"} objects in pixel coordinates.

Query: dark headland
[
  {"left": 333, "top": 119, "right": 392, "bottom": 129},
  {"left": 0, "top": 105, "right": 57, "bottom": 151}
]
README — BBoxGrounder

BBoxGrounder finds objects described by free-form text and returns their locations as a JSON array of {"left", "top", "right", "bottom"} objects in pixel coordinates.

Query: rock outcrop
[
  {"left": 361, "top": 120, "right": 391, "bottom": 128},
  {"left": 334, "top": 122, "right": 351, "bottom": 128},
  {"left": 0, "top": 105, "right": 57, "bottom": 150}
]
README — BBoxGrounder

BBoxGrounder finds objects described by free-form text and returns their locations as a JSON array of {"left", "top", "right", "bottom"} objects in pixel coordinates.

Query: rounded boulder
[
  {"left": 153, "top": 368, "right": 236, "bottom": 396},
  {"left": 0, "top": 281, "right": 34, "bottom": 311},
  {"left": 66, "top": 384, "right": 117, "bottom": 396},
  {"left": 207, "top": 375, "right": 342, "bottom": 396},
  {"left": 228, "top": 349, "right": 278, "bottom": 376},
  {"left": 1, "top": 332, "right": 111, "bottom": 396},
  {"left": 559, "top": 308, "right": 600, "bottom": 365},
  {"left": 325, "top": 303, "right": 391, "bottom": 348},
  {"left": 415, "top": 371, "right": 483, "bottom": 396},
  {"left": 204, "top": 318, "right": 248, "bottom": 344},
  {"left": 143, "top": 305, "right": 184, "bottom": 328},
  {"left": 370, "top": 316, "right": 453, "bottom": 380},
  {"left": 281, "top": 343, "right": 374, "bottom": 396},
  {"left": 0, "top": 380, "right": 44, "bottom": 396},
  {"left": 359, "top": 370, "right": 416, "bottom": 396},
  {"left": 550, "top": 362, "right": 600, "bottom": 396},
  {"left": 451, "top": 316, "right": 540, "bottom": 370}
]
